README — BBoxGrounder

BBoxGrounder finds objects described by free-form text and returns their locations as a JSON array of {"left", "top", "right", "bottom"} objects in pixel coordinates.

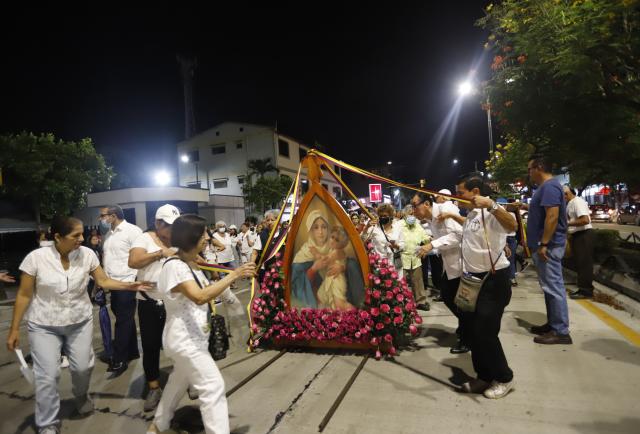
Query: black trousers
[
  {"left": 468, "top": 267, "right": 513, "bottom": 383},
  {"left": 110, "top": 291, "right": 139, "bottom": 364},
  {"left": 441, "top": 273, "right": 469, "bottom": 344},
  {"left": 137, "top": 299, "right": 166, "bottom": 382},
  {"left": 428, "top": 254, "right": 444, "bottom": 291},
  {"left": 572, "top": 229, "right": 594, "bottom": 291}
]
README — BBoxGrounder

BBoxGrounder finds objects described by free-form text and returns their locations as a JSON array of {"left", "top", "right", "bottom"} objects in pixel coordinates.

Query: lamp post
[{"left": 458, "top": 80, "right": 494, "bottom": 155}]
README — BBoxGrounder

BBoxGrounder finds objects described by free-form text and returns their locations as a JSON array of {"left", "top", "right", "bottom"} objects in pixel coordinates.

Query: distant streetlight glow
[
  {"left": 387, "top": 161, "right": 392, "bottom": 165},
  {"left": 487, "top": 173, "right": 492, "bottom": 179},
  {"left": 458, "top": 81, "right": 473, "bottom": 97},
  {"left": 154, "top": 170, "right": 171, "bottom": 186},
  {"left": 453, "top": 158, "right": 459, "bottom": 164},
  {"left": 180, "top": 154, "right": 189, "bottom": 163}
]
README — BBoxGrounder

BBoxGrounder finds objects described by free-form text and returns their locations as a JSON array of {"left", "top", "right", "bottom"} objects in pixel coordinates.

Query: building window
[
  {"left": 333, "top": 186, "right": 342, "bottom": 197},
  {"left": 186, "top": 149, "right": 199, "bottom": 162},
  {"left": 213, "top": 179, "right": 228, "bottom": 189},
  {"left": 299, "top": 147, "right": 307, "bottom": 160},
  {"left": 237, "top": 175, "right": 245, "bottom": 185},
  {"left": 211, "top": 144, "right": 225, "bottom": 155},
  {"left": 236, "top": 141, "right": 243, "bottom": 150},
  {"left": 322, "top": 183, "right": 328, "bottom": 190},
  {"left": 334, "top": 165, "right": 341, "bottom": 176},
  {"left": 239, "top": 127, "right": 244, "bottom": 132},
  {"left": 278, "top": 139, "right": 290, "bottom": 158},
  {"left": 216, "top": 131, "right": 220, "bottom": 136}
]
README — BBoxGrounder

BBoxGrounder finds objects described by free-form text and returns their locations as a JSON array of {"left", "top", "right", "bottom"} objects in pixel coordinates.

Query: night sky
[{"left": 1, "top": 3, "right": 491, "bottom": 193}]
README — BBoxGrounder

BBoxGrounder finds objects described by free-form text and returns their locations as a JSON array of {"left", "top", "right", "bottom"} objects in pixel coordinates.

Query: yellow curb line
[{"left": 576, "top": 299, "right": 640, "bottom": 347}]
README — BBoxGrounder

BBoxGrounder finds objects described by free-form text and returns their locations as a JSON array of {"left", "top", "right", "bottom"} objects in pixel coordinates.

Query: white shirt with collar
[
  {"left": 103, "top": 219, "right": 143, "bottom": 281},
  {"left": 567, "top": 196, "right": 592, "bottom": 233},
  {"left": 363, "top": 224, "right": 405, "bottom": 269},
  {"left": 461, "top": 208, "right": 510, "bottom": 273},
  {"left": 213, "top": 232, "right": 235, "bottom": 263},
  {"left": 131, "top": 232, "right": 168, "bottom": 301},
  {"left": 19, "top": 245, "right": 100, "bottom": 326},
  {"left": 430, "top": 201, "right": 464, "bottom": 279}
]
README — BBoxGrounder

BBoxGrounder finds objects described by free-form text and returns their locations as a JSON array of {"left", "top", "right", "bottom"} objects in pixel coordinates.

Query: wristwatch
[{"left": 488, "top": 200, "right": 499, "bottom": 214}]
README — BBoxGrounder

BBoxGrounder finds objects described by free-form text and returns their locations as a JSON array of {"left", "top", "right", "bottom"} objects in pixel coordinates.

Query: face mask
[
  {"left": 218, "top": 227, "right": 226, "bottom": 233},
  {"left": 405, "top": 216, "right": 416, "bottom": 226},
  {"left": 379, "top": 216, "right": 390, "bottom": 225},
  {"left": 98, "top": 219, "right": 111, "bottom": 234}
]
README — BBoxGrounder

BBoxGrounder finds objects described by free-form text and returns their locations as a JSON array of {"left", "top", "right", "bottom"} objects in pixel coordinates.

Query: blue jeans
[
  {"left": 506, "top": 236, "right": 518, "bottom": 279},
  {"left": 28, "top": 318, "right": 95, "bottom": 429},
  {"left": 532, "top": 245, "right": 570, "bottom": 335}
]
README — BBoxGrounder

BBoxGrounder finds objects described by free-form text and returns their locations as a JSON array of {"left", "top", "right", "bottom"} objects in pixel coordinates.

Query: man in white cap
[{"left": 128, "top": 204, "right": 179, "bottom": 407}]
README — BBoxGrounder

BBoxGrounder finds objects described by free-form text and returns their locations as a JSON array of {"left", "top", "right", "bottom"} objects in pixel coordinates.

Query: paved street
[{"left": 1, "top": 269, "right": 639, "bottom": 434}]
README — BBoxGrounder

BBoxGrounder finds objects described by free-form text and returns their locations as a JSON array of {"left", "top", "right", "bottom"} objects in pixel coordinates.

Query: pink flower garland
[{"left": 251, "top": 243, "right": 421, "bottom": 358}]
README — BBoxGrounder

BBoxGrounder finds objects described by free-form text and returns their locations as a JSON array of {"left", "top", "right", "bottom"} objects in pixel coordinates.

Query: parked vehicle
[
  {"left": 617, "top": 205, "right": 640, "bottom": 226},
  {"left": 589, "top": 204, "right": 613, "bottom": 223}
]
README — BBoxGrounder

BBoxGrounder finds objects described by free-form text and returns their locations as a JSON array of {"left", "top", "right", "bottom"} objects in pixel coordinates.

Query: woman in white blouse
[
  {"left": 362, "top": 203, "right": 405, "bottom": 278},
  {"left": 147, "top": 214, "right": 255, "bottom": 434},
  {"left": 6, "top": 216, "right": 150, "bottom": 434}
]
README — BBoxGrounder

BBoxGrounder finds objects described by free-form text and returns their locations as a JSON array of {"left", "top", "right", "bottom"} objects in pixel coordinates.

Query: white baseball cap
[
  {"left": 229, "top": 224, "right": 238, "bottom": 230},
  {"left": 438, "top": 189, "right": 452, "bottom": 196},
  {"left": 155, "top": 204, "right": 180, "bottom": 224}
]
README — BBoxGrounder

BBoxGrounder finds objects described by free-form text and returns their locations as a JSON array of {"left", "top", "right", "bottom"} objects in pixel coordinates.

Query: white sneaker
[
  {"left": 483, "top": 380, "right": 514, "bottom": 399},
  {"left": 60, "top": 356, "right": 69, "bottom": 369}
]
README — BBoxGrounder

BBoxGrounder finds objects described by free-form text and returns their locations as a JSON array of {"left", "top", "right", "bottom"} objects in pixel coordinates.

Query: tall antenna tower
[{"left": 177, "top": 55, "right": 197, "bottom": 140}]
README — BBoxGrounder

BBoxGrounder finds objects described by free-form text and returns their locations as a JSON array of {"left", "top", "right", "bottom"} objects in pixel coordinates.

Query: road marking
[{"left": 577, "top": 300, "right": 640, "bottom": 347}]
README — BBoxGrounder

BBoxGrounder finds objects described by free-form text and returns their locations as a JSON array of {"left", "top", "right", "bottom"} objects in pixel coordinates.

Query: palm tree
[{"left": 247, "top": 158, "right": 278, "bottom": 183}]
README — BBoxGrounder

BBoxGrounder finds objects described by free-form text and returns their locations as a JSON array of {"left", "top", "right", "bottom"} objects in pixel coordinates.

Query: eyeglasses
[{"left": 99, "top": 213, "right": 111, "bottom": 218}]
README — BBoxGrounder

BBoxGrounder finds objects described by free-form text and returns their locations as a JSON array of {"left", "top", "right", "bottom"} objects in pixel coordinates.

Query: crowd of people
[{"left": 2, "top": 153, "right": 595, "bottom": 433}]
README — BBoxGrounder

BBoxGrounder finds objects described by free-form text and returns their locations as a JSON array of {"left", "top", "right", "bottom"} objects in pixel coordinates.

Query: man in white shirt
[
  {"left": 420, "top": 174, "right": 517, "bottom": 399},
  {"left": 414, "top": 189, "right": 468, "bottom": 353},
  {"left": 100, "top": 204, "right": 143, "bottom": 375},
  {"left": 563, "top": 185, "right": 594, "bottom": 299}
]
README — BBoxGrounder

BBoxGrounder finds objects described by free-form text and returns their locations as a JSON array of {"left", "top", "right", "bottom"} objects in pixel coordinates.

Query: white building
[{"left": 176, "top": 122, "right": 344, "bottom": 223}]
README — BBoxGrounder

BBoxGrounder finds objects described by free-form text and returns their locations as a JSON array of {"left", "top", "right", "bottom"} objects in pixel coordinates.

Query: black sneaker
[
  {"left": 416, "top": 303, "right": 430, "bottom": 311},
  {"left": 450, "top": 341, "right": 470, "bottom": 354},
  {"left": 570, "top": 290, "right": 593, "bottom": 300}
]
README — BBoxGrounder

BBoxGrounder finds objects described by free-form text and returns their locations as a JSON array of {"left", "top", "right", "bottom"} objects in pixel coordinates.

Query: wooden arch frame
[{"left": 282, "top": 154, "right": 370, "bottom": 309}]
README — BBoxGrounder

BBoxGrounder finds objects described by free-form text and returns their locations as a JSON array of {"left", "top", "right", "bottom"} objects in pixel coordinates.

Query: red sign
[{"left": 369, "top": 183, "right": 382, "bottom": 203}]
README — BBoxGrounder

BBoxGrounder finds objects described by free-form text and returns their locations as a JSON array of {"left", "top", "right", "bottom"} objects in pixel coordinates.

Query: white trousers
[{"left": 154, "top": 342, "right": 229, "bottom": 434}]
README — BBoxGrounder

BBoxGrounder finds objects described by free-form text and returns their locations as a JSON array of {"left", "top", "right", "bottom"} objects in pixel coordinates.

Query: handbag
[
  {"left": 379, "top": 224, "right": 403, "bottom": 270},
  {"left": 455, "top": 210, "right": 503, "bottom": 312},
  {"left": 165, "top": 257, "right": 230, "bottom": 360}
]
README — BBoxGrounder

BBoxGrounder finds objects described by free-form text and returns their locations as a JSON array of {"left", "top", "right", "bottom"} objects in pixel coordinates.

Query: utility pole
[{"left": 177, "top": 55, "right": 197, "bottom": 140}]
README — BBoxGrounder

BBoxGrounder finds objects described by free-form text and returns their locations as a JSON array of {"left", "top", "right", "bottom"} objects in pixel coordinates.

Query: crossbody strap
[
  {"left": 163, "top": 256, "right": 217, "bottom": 316},
  {"left": 460, "top": 210, "right": 504, "bottom": 274}
]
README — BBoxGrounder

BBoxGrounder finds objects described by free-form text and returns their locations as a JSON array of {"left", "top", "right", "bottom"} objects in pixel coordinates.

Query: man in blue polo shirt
[{"left": 526, "top": 155, "right": 571, "bottom": 345}]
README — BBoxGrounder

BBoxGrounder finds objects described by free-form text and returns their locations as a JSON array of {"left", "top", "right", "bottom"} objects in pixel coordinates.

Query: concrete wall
[{"left": 199, "top": 195, "right": 246, "bottom": 226}]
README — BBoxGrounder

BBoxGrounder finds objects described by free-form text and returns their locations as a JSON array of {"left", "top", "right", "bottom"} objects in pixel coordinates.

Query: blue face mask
[
  {"left": 405, "top": 216, "right": 416, "bottom": 226},
  {"left": 98, "top": 219, "right": 111, "bottom": 234}
]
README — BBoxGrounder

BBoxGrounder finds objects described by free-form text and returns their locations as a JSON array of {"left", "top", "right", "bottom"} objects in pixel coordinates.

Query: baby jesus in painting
[{"left": 311, "top": 226, "right": 354, "bottom": 310}]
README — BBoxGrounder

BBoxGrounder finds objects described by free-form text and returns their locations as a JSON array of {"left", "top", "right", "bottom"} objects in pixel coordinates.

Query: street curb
[{"left": 563, "top": 267, "right": 640, "bottom": 319}]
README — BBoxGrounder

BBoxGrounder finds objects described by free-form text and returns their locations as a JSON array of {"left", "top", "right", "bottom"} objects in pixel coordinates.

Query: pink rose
[
  {"left": 393, "top": 316, "right": 403, "bottom": 325},
  {"left": 388, "top": 346, "right": 397, "bottom": 356},
  {"left": 359, "top": 310, "right": 370, "bottom": 320},
  {"left": 375, "top": 322, "right": 384, "bottom": 330},
  {"left": 381, "top": 258, "right": 389, "bottom": 266},
  {"left": 409, "top": 325, "right": 418, "bottom": 335},
  {"left": 355, "top": 331, "right": 361, "bottom": 339},
  {"left": 369, "top": 259, "right": 376, "bottom": 265},
  {"left": 391, "top": 272, "right": 398, "bottom": 279},
  {"left": 374, "top": 278, "right": 381, "bottom": 286},
  {"left": 371, "top": 307, "right": 380, "bottom": 317},
  {"left": 365, "top": 295, "right": 371, "bottom": 304},
  {"left": 396, "top": 294, "right": 405, "bottom": 302},
  {"left": 384, "top": 333, "right": 393, "bottom": 343},
  {"left": 385, "top": 291, "right": 393, "bottom": 300},
  {"left": 393, "top": 306, "right": 402, "bottom": 314},
  {"left": 371, "top": 337, "right": 379, "bottom": 345},
  {"left": 405, "top": 302, "right": 414, "bottom": 311},
  {"left": 372, "top": 290, "right": 381, "bottom": 299},
  {"left": 384, "top": 280, "right": 393, "bottom": 288},
  {"left": 375, "top": 350, "right": 382, "bottom": 360},
  {"left": 383, "top": 316, "right": 391, "bottom": 324},
  {"left": 393, "top": 287, "right": 400, "bottom": 294},
  {"left": 380, "top": 304, "right": 391, "bottom": 313},
  {"left": 380, "top": 268, "right": 388, "bottom": 275},
  {"left": 414, "top": 315, "right": 423, "bottom": 324}
]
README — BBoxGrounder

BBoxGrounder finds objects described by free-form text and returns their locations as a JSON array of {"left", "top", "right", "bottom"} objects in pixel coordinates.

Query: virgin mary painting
[{"left": 290, "top": 208, "right": 365, "bottom": 310}]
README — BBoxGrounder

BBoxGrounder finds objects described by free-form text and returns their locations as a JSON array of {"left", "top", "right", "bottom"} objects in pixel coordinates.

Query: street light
[
  {"left": 458, "top": 81, "right": 473, "bottom": 97},
  {"left": 453, "top": 158, "right": 459, "bottom": 165},
  {"left": 387, "top": 161, "right": 392, "bottom": 165},
  {"left": 154, "top": 170, "right": 171, "bottom": 186},
  {"left": 180, "top": 154, "right": 189, "bottom": 163}
]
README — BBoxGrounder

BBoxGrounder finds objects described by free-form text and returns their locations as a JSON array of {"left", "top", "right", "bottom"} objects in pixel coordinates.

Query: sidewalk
[{"left": 0, "top": 271, "right": 638, "bottom": 434}]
